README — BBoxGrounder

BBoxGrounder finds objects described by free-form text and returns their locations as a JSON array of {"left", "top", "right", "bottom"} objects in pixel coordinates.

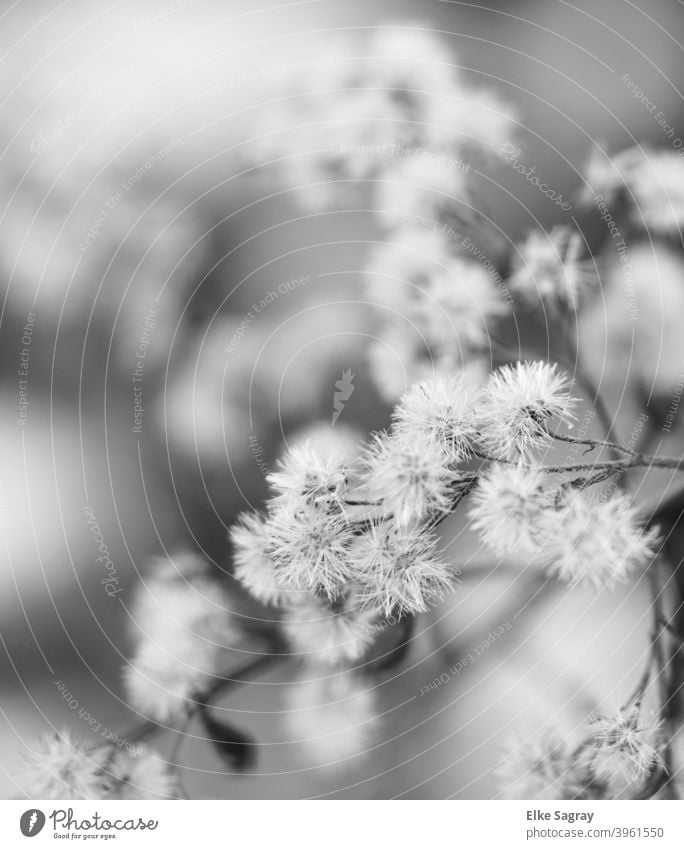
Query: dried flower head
[
  {"left": 283, "top": 668, "right": 377, "bottom": 768},
  {"left": 267, "top": 441, "right": 350, "bottom": 510},
  {"left": 353, "top": 523, "right": 456, "bottom": 616},
  {"left": 124, "top": 557, "right": 239, "bottom": 722},
  {"left": 469, "top": 463, "right": 552, "bottom": 557},
  {"left": 393, "top": 375, "right": 479, "bottom": 464},
  {"left": 281, "top": 592, "right": 380, "bottom": 666},
  {"left": 266, "top": 503, "right": 356, "bottom": 599},
  {"left": 231, "top": 511, "right": 292, "bottom": 607},
  {"left": 123, "top": 632, "right": 219, "bottom": 723},
  {"left": 110, "top": 745, "right": 178, "bottom": 800},
  {"left": 582, "top": 706, "right": 662, "bottom": 790},
  {"left": 539, "top": 490, "right": 660, "bottom": 588},
  {"left": 418, "top": 257, "right": 506, "bottom": 352},
  {"left": 509, "top": 226, "right": 598, "bottom": 311},
  {"left": 497, "top": 726, "right": 593, "bottom": 800},
  {"left": 364, "top": 430, "right": 455, "bottom": 526},
  {"left": 14, "top": 730, "right": 115, "bottom": 800},
  {"left": 478, "top": 361, "right": 576, "bottom": 460},
  {"left": 625, "top": 148, "right": 684, "bottom": 234}
]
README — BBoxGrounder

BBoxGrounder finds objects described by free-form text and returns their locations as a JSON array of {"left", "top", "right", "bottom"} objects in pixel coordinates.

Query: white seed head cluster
[
  {"left": 539, "top": 491, "right": 661, "bottom": 588},
  {"left": 582, "top": 706, "right": 662, "bottom": 792},
  {"left": 500, "top": 706, "right": 663, "bottom": 799},
  {"left": 283, "top": 669, "right": 378, "bottom": 768},
  {"left": 469, "top": 463, "right": 552, "bottom": 558},
  {"left": 478, "top": 361, "right": 576, "bottom": 460},
  {"left": 123, "top": 554, "right": 240, "bottom": 723},
  {"left": 509, "top": 226, "right": 598, "bottom": 312},
  {"left": 582, "top": 145, "right": 684, "bottom": 235},
  {"left": 13, "top": 730, "right": 176, "bottom": 800},
  {"left": 497, "top": 726, "right": 594, "bottom": 800}
]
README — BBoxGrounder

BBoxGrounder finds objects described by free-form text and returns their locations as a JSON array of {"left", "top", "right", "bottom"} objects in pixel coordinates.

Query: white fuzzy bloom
[
  {"left": 364, "top": 227, "right": 454, "bottom": 313},
  {"left": 579, "top": 145, "right": 628, "bottom": 205},
  {"left": 268, "top": 441, "right": 350, "bottom": 510},
  {"left": 266, "top": 504, "right": 355, "bottom": 599},
  {"left": 539, "top": 490, "right": 660, "bottom": 588},
  {"left": 509, "top": 227, "right": 598, "bottom": 311},
  {"left": 251, "top": 26, "right": 513, "bottom": 211},
  {"left": 352, "top": 523, "right": 456, "bottom": 616},
  {"left": 626, "top": 148, "right": 684, "bottom": 234},
  {"left": 469, "top": 464, "right": 553, "bottom": 557},
  {"left": 13, "top": 730, "right": 116, "bottom": 800},
  {"left": 478, "top": 361, "right": 576, "bottom": 460},
  {"left": 377, "top": 152, "right": 470, "bottom": 223},
  {"left": 393, "top": 375, "right": 479, "bottom": 464},
  {"left": 364, "top": 431, "right": 455, "bottom": 526},
  {"left": 231, "top": 512, "right": 292, "bottom": 607},
  {"left": 582, "top": 706, "right": 661, "bottom": 790},
  {"left": 582, "top": 145, "right": 684, "bottom": 234},
  {"left": 283, "top": 669, "right": 377, "bottom": 768},
  {"left": 438, "top": 85, "right": 517, "bottom": 153},
  {"left": 418, "top": 256, "right": 506, "bottom": 352},
  {"left": 123, "top": 633, "right": 219, "bottom": 724},
  {"left": 498, "top": 726, "right": 592, "bottom": 800},
  {"left": 365, "top": 229, "right": 505, "bottom": 355},
  {"left": 124, "top": 556, "right": 240, "bottom": 722},
  {"left": 110, "top": 745, "right": 178, "bottom": 800},
  {"left": 281, "top": 593, "right": 380, "bottom": 666}
]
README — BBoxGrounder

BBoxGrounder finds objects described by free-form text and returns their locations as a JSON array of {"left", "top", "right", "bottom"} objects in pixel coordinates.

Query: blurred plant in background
[{"left": 11, "top": 21, "right": 684, "bottom": 801}]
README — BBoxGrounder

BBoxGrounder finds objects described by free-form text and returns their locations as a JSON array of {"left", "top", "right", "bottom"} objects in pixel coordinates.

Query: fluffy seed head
[
  {"left": 393, "top": 375, "right": 479, "bottom": 464},
  {"left": 469, "top": 463, "right": 553, "bottom": 557},
  {"left": 538, "top": 490, "right": 660, "bottom": 588},
  {"left": 364, "top": 430, "right": 455, "bottom": 526},
  {"left": 478, "top": 361, "right": 576, "bottom": 460},
  {"left": 352, "top": 523, "right": 457, "bottom": 617}
]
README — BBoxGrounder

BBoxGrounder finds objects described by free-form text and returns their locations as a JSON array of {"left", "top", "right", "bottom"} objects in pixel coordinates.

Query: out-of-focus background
[{"left": 1, "top": 0, "right": 683, "bottom": 798}]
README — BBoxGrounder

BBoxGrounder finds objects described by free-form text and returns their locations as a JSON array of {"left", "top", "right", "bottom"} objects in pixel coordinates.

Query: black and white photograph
[{"left": 0, "top": 0, "right": 684, "bottom": 840}]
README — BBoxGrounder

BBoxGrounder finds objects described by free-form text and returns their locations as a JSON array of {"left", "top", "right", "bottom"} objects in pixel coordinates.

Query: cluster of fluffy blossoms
[
  {"left": 254, "top": 26, "right": 516, "bottom": 214},
  {"left": 234, "top": 359, "right": 659, "bottom": 662},
  {"left": 582, "top": 144, "right": 684, "bottom": 235},
  {"left": 122, "top": 553, "right": 241, "bottom": 724},
  {"left": 251, "top": 26, "right": 524, "bottom": 400},
  {"left": 251, "top": 25, "right": 606, "bottom": 405},
  {"left": 498, "top": 704, "right": 663, "bottom": 799},
  {"left": 13, "top": 730, "right": 177, "bottom": 800}
]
